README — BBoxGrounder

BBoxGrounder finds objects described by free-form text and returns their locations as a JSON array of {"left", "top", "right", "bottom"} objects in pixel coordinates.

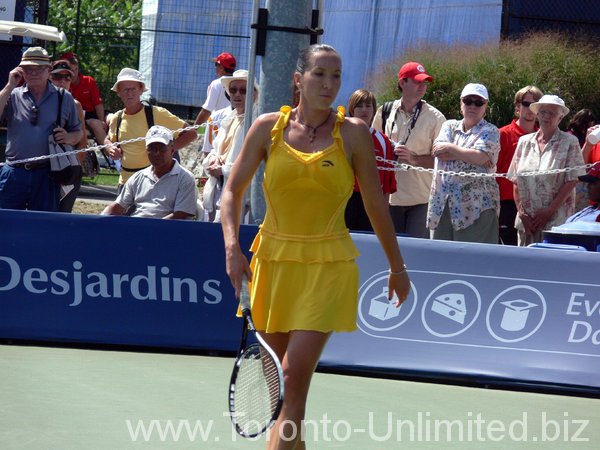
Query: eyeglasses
[
  {"left": 462, "top": 98, "right": 486, "bottom": 107},
  {"left": 23, "top": 66, "right": 47, "bottom": 75},
  {"left": 30, "top": 106, "right": 39, "bottom": 126},
  {"left": 51, "top": 73, "right": 72, "bottom": 81},
  {"left": 119, "top": 87, "right": 140, "bottom": 94},
  {"left": 538, "top": 109, "right": 559, "bottom": 118},
  {"left": 229, "top": 87, "right": 247, "bottom": 95},
  {"left": 520, "top": 100, "right": 533, "bottom": 108}
]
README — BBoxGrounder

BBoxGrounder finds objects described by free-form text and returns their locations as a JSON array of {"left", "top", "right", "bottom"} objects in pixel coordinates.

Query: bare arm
[
  {"left": 101, "top": 202, "right": 126, "bottom": 216},
  {"left": 220, "top": 113, "right": 276, "bottom": 297},
  {"left": 94, "top": 103, "right": 105, "bottom": 122},
  {"left": 346, "top": 118, "right": 410, "bottom": 306},
  {"left": 173, "top": 128, "right": 197, "bottom": 151},
  {"left": 194, "top": 108, "right": 211, "bottom": 126},
  {"left": 432, "top": 142, "right": 492, "bottom": 166},
  {"left": 0, "top": 67, "right": 22, "bottom": 118},
  {"left": 163, "top": 211, "right": 194, "bottom": 220}
]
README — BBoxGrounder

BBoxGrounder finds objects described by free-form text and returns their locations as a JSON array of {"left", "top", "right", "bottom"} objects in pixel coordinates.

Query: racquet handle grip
[{"left": 240, "top": 274, "right": 251, "bottom": 314}]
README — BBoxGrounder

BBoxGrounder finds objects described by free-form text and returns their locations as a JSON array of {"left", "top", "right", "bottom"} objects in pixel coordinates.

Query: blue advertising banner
[
  {"left": 0, "top": 210, "right": 254, "bottom": 351},
  {"left": 321, "top": 235, "right": 600, "bottom": 393},
  {"left": 1, "top": 209, "right": 598, "bottom": 393}
]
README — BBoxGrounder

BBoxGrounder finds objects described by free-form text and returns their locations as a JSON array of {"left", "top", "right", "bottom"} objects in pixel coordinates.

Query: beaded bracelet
[{"left": 389, "top": 265, "right": 407, "bottom": 275}]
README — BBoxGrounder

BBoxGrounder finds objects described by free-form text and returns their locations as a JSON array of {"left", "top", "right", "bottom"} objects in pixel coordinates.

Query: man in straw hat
[
  {"left": 202, "top": 69, "right": 257, "bottom": 222},
  {"left": 0, "top": 46, "right": 82, "bottom": 211},
  {"left": 104, "top": 68, "right": 197, "bottom": 193}
]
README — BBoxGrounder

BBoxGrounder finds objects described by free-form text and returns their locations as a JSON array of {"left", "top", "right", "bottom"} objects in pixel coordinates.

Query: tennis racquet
[{"left": 228, "top": 275, "right": 284, "bottom": 438}]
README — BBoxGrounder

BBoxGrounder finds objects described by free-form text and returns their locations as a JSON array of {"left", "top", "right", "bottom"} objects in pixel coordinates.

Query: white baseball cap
[
  {"left": 460, "top": 83, "right": 489, "bottom": 101},
  {"left": 145, "top": 125, "right": 173, "bottom": 146},
  {"left": 111, "top": 68, "right": 148, "bottom": 92}
]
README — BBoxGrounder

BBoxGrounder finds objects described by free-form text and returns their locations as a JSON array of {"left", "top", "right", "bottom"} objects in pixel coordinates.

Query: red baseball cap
[
  {"left": 211, "top": 52, "right": 236, "bottom": 70},
  {"left": 579, "top": 162, "right": 600, "bottom": 183},
  {"left": 398, "top": 61, "right": 433, "bottom": 82},
  {"left": 60, "top": 52, "right": 79, "bottom": 64}
]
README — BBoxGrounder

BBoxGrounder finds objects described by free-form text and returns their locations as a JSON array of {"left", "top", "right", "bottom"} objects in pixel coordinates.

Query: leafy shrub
[{"left": 371, "top": 31, "right": 600, "bottom": 128}]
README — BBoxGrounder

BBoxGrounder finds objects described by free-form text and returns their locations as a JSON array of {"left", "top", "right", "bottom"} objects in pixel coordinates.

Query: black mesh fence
[{"left": 504, "top": 0, "right": 600, "bottom": 39}]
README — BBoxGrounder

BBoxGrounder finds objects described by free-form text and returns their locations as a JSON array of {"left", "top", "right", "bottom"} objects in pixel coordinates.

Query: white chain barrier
[
  {"left": 0, "top": 123, "right": 203, "bottom": 168},
  {"left": 0, "top": 125, "right": 594, "bottom": 179},
  {"left": 374, "top": 155, "right": 595, "bottom": 178}
]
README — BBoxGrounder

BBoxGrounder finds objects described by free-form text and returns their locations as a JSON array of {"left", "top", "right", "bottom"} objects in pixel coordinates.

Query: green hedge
[{"left": 372, "top": 32, "right": 600, "bottom": 128}]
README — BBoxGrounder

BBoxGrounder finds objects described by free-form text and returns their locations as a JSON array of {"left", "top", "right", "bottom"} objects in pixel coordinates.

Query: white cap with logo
[{"left": 145, "top": 125, "right": 173, "bottom": 146}]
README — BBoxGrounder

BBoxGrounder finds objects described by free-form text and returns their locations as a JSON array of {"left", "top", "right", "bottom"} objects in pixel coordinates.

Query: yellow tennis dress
[{"left": 249, "top": 106, "right": 360, "bottom": 333}]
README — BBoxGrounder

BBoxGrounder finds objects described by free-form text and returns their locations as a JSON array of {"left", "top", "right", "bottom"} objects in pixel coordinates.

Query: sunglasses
[
  {"left": 51, "top": 73, "right": 72, "bottom": 81},
  {"left": 146, "top": 145, "right": 170, "bottom": 153},
  {"left": 462, "top": 98, "right": 486, "bottom": 107},
  {"left": 520, "top": 100, "right": 533, "bottom": 108},
  {"left": 229, "top": 87, "right": 247, "bottom": 95},
  {"left": 30, "top": 106, "right": 39, "bottom": 126}
]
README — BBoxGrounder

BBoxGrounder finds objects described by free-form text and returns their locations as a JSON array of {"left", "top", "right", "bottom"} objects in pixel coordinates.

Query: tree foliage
[{"left": 47, "top": 0, "right": 143, "bottom": 111}]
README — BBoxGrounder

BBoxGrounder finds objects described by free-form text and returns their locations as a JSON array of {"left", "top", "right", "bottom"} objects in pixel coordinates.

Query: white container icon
[
  {"left": 368, "top": 287, "right": 401, "bottom": 321},
  {"left": 500, "top": 299, "right": 537, "bottom": 331}
]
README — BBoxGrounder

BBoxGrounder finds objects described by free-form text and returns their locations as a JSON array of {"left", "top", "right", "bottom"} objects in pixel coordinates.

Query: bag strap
[
  {"left": 115, "top": 109, "right": 124, "bottom": 142},
  {"left": 143, "top": 102, "right": 154, "bottom": 128},
  {"left": 55, "top": 88, "right": 64, "bottom": 128},
  {"left": 381, "top": 101, "right": 393, "bottom": 133},
  {"left": 115, "top": 102, "right": 154, "bottom": 142}
]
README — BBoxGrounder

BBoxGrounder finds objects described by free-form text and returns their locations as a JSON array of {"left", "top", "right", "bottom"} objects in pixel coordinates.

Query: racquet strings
[{"left": 233, "top": 344, "right": 281, "bottom": 436}]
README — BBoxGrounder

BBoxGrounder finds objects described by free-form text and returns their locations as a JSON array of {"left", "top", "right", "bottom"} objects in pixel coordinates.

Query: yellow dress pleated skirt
[{"left": 244, "top": 105, "right": 360, "bottom": 333}]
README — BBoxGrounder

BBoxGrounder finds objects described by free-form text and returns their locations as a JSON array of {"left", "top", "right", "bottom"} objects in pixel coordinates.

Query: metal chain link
[
  {"left": 375, "top": 156, "right": 595, "bottom": 178},
  {"left": 2, "top": 128, "right": 593, "bottom": 180},
  {"left": 0, "top": 124, "right": 203, "bottom": 167}
]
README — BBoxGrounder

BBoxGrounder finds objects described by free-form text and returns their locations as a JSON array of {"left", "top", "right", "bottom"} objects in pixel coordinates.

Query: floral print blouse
[
  {"left": 427, "top": 118, "right": 500, "bottom": 231},
  {"left": 508, "top": 129, "right": 584, "bottom": 231}
]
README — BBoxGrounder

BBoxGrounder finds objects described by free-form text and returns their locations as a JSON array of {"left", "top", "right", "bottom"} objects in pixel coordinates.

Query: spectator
[
  {"left": 104, "top": 68, "right": 197, "bottom": 193},
  {"left": 372, "top": 61, "right": 446, "bottom": 238},
  {"left": 102, "top": 125, "right": 197, "bottom": 219},
  {"left": 202, "top": 69, "right": 257, "bottom": 222},
  {"left": 194, "top": 52, "right": 236, "bottom": 151},
  {"left": 345, "top": 88, "right": 397, "bottom": 231},
  {"left": 428, "top": 83, "right": 500, "bottom": 243},
  {"left": 0, "top": 47, "right": 81, "bottom": 211},
  {"left": 60, "top": 52, "right": 107, "bottom": 146},
  {"left": 509, "top": 95, "right": 585, "bottom": 246},
  {"left": 582, "top": 125, "right": 600, "bottom": 165},
  {"left": 567, "top": 108, "right": 596, "bottom": 148},
  {"left": 49, "top": 60, "right": 88, "bottom": 212},
  {"left": 497, "top": 85, "right": 543, "bottom": 245},
  {"left": 565, "top": 162, "right": 600, "bottom": 223}
]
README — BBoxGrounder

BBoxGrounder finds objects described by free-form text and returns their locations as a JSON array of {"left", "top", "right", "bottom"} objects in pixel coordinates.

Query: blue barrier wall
[{"left": 0, "top": 210, "right": 598, "bottom": 394}]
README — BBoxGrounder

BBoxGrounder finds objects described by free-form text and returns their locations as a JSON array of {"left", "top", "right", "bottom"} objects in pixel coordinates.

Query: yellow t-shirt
[{"left": 108, "top": 106, "right": 187, "bottom": 184}]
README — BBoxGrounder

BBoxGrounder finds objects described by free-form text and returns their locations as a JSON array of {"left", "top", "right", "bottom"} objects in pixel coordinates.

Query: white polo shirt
[{"left": 116, "top": 160, "right": 197, "bottom": 218}]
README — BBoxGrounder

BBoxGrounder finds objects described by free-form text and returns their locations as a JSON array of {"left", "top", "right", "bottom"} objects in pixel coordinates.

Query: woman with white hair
[{"left": 509, "top": 95, "right": 585, "bottom": 246}]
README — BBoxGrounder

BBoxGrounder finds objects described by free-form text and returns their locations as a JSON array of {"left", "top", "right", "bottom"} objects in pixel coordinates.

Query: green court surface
[{"left": 1, "top": 344, "right": 598, "bottom": 449}]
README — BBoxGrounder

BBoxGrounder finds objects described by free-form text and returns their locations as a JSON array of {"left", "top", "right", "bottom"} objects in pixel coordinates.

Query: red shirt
[
  {"left": 498, "top": 120, "right": 536, "bottom": 201},
  {"left": 589, "top": 143, "right": 600, "bottom": 164},
  {"left": 354, "top": 128, "right": 397, "bottom": 194},
  {"left": 70, "top": 74, "right": 102, "bottom": 113}
]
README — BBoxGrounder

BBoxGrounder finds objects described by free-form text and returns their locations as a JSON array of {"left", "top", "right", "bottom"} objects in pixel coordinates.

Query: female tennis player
[{"left": 221, "top": 44, "right": 410, "bottom": 449}]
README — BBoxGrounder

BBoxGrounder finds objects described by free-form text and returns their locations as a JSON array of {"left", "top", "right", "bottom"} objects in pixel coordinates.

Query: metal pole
[
  {"left": 74, "top": 0, "right": 82, "bottom": 53},
  {"left": 249, "top": 0, "right": 313, "bottom": 224},
  {"left": 244, "top": 0, "right": 260, "bottom": 137}
]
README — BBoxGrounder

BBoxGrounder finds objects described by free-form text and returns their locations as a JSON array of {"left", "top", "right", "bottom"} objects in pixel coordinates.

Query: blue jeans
[{"left": 0, "top": 165, "right": 59, "bottom": 211}]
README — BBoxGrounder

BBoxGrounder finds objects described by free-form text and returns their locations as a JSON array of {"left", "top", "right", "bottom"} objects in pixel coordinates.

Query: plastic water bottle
[{"left": 588, "top": 128, "right": 600, "bottom": 145}]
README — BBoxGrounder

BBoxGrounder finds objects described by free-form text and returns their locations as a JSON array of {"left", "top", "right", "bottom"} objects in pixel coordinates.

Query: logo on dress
[{"left": 321, "top": 160, "right": 334, "bottom": 167}]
